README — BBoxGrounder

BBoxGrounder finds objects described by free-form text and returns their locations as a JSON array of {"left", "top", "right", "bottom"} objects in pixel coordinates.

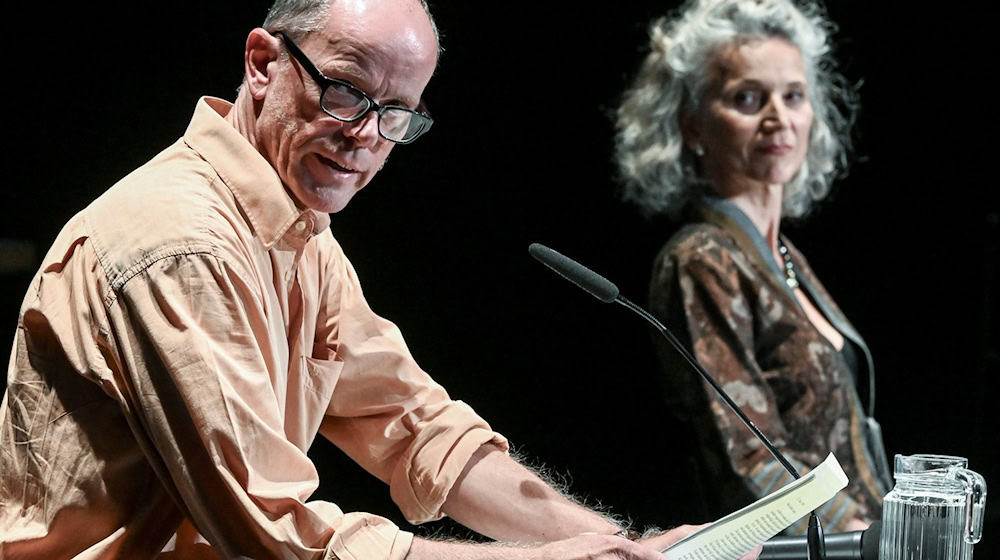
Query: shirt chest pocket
[{"left": 286, "top": 356, "right": 344, "bottom": 450}]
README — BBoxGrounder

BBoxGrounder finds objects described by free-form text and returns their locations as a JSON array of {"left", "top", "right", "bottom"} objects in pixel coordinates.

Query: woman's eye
[
  {"left": 732, "top": 90, "right": 762, "bottom": 112},
  {"left": 785, "top": 90, "right": 806, "bottom": 107}
]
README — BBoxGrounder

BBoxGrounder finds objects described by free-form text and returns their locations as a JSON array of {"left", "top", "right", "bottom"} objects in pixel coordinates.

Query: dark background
[{"left": 3, "top": 0, "right": 997, "bottom": 554}]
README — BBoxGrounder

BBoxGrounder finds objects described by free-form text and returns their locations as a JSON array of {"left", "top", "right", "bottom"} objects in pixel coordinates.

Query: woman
[{"left": 614, "top": 0, "right": 893, "bottom": 534}]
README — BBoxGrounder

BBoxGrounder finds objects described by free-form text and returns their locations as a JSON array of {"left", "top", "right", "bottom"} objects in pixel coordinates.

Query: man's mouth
[{"left": 318, "top": 154, "right": 358, "bottom": 173}]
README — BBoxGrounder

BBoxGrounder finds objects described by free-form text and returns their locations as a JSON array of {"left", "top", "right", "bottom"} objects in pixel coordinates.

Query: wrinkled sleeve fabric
[
  {"left": 108, "top": 250, "right": 331, "bottom": 558},
  {"left": 310, "top": 236, "right": 508, "bottom": 527},
  {"left": 106, "top": 246, "right": 408, "bottom": 560},
  {"left": 651, "top": 234, "right": 866, "bottom": 532}
]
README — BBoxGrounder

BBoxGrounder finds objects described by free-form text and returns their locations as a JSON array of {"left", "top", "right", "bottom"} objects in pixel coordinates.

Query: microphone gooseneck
[{"left": 529, "top": 243, "right": 841, "bottom": 559}]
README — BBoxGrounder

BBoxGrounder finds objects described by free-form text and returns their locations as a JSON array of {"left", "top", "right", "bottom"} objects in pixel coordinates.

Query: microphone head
[{"left": 528, "top": 243, "right": 619, "bottom": 303}]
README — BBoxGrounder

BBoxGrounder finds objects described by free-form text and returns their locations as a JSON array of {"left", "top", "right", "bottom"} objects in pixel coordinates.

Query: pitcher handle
[{"left": 956, "top": 468, "right": 987, "bottom": 544}]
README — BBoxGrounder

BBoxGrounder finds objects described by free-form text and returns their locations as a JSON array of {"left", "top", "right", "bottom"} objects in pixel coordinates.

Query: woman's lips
[{"left": 756, "top": 144, "right": 793, "bottom": 155}]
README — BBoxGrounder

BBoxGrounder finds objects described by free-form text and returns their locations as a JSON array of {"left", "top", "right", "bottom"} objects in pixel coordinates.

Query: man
[{"left": 0, "top": 1, "right": 757, "bottom": 558}]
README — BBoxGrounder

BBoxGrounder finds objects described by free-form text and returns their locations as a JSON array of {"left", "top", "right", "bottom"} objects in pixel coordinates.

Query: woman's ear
[{"left": 680, "top": 113, "right": 704, "bottom": 156}]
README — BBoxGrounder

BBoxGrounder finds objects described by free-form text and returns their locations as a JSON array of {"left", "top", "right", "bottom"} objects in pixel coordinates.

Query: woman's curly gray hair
[{"left": 614, "top": 0, "right": 857, "bottom": 218}]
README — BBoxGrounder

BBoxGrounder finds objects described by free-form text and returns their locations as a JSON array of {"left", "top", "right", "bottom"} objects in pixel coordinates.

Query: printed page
[{"left": 663, "top": 453, "right": 848, "bottom": 560}]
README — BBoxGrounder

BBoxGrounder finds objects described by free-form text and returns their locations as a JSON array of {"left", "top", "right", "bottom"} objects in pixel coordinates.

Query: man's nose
[{"left": 342, "top": 110, "right": 382, "bottom": 147}]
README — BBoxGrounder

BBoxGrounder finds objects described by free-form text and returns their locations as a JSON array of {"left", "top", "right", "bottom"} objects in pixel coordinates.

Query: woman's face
[{"left": 684, "top": 38, "right": 813, "bottom": 195}]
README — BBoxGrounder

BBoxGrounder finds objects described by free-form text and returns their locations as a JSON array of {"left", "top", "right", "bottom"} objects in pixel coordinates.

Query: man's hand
[
  {"left": 406, "top": 525, "right": 761, "bottom": 559},
  {"left": 638, "top": 525, "right": 761, "bottom": 560},
  {"left": 636, "top": 524, "right": 705, "bottom": 552},
  {"left": 843, "top": 518, "right": 870, "bottom": 532},
  {"left": 534, "top": 532, "right": 676, "bottom": 560}
]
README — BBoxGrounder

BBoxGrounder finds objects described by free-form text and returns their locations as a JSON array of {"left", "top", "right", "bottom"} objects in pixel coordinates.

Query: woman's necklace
[{"left": 777, "top": 240, "right": 799, "bottom": 289}]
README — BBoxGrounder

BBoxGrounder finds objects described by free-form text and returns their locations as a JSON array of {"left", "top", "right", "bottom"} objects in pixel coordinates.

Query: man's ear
[{"left": 244, "top": 28, "right": 281, "bottom": 100}]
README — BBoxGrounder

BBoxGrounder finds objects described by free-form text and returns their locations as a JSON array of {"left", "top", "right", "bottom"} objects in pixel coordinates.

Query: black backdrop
[{"left": 3, "top": 0, "right": 997, "bottom": 553}]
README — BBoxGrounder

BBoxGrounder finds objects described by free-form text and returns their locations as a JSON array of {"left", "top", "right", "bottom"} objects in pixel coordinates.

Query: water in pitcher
[{"left": 879, "top": 454, "right": 986, "bottom": 560}]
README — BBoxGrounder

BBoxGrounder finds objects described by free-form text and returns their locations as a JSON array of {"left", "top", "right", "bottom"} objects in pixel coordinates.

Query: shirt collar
[{"left": 182, "top": 97, "right": 331, "bottom": 249}]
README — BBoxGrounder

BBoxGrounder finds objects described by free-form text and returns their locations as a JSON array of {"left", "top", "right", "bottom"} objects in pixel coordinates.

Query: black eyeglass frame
[{"left": 270, "top": 30, "right": 433, "bottom": 144}]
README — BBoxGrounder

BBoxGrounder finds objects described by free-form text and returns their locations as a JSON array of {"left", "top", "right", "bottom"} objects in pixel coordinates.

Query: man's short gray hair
[
  {"left": 614, "top": 0, "right": 858, "bottom": 218},
  {"left": 262, "top": 0, "right": 441, "bottom": 50},
  {"left": 262, "top": 0, "right": 332, "bottom": 39}
]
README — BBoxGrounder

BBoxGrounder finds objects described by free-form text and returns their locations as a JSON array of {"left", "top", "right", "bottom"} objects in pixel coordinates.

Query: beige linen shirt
[{"left": 0, "top": 97, "right": 506, "bottom": 559}]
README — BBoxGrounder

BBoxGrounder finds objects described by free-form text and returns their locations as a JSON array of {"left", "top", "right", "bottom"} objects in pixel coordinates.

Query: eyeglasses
[{"left": 270, "top": 31, "right": 433, "bottom": 144}]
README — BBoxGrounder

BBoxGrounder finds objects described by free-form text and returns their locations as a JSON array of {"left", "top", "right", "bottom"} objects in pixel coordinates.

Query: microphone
[
  {"left": 528, "top": 243, "right": 619, "bottom": 303},
  {"left": 760, "top": 522, "right": 881, "bottom": 559},
  {"left": 528, "top": 243, "right": 832, "bottom": 559}
]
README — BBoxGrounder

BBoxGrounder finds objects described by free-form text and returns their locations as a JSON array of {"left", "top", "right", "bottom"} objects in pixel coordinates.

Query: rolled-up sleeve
[{"left": 312, "top": 238, "right": 508, "bottom": 526}]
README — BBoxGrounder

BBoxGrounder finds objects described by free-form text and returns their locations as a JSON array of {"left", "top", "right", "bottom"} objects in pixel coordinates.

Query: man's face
[{"left": 257, "top": 0, "right": 438, "bottom": 213}]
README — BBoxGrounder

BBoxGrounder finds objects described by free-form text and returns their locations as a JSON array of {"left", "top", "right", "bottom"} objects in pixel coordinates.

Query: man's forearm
[
  {"left": 440, "top": 444, "right": 622, "bottom": 543},
  {"left": 406, "top": 537, "right": 528, "bottom": 560},
  {"left": 403, "top": 527, "right": 731, "bottom": 560},
  {"left": 407, "top": 447, "right": 761, "bottom": 560},
  {"left": 406, "top": 533, "right": 655, "bottom": 560}
]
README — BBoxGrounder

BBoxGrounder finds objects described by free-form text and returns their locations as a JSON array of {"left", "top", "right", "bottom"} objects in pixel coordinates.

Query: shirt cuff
[{"left": 389, "top": 401, "right": 508, "bottom": 524}]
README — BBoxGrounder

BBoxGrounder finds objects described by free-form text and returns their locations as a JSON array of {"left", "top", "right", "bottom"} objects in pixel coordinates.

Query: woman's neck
[{"left": 722, "top": 183, "right": 784, "bottom": 249}]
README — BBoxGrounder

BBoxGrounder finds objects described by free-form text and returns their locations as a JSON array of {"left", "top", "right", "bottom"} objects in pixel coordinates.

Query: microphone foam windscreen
[{"left": 528, "top": 243, "right": 619, "bottom": 303}]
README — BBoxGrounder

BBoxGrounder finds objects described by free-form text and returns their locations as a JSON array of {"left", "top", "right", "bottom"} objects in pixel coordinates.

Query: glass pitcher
[{"left": 879, "top": 454, "right": 987, "bottom": 559}]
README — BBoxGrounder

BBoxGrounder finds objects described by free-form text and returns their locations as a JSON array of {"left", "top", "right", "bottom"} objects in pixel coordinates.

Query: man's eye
[
  {"left": 329, "top": 81, "right": 354, "bottom": 94},
  {"left": 324, "top": 81, "right": 365, "bottom": 109}
]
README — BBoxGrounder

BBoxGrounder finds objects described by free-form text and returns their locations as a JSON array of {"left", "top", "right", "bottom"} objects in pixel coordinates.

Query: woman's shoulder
[
  {"left": 650, "top": 220, "right": 766, "bottom": 300},
  {"left": 657, "top": 221, "right": 744, "bottom": 267}
]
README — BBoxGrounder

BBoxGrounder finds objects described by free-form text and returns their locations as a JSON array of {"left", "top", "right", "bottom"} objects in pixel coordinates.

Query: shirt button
[{"left": 294, "top": 220, "right": 307, "bottom": 233}]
